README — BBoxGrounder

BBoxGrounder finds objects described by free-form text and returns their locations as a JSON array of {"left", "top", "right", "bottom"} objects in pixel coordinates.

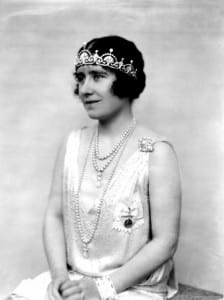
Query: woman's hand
[
  {"left": 47, "top": 275, "right": 68, "bottom": 300},
  {"left": 60, "top": 277, "right": 100, "bottom": 300}
]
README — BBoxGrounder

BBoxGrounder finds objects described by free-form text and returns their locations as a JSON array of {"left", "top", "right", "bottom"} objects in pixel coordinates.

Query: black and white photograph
[{"left": 0, "top": 1, "right": 223, "bottom": 299}]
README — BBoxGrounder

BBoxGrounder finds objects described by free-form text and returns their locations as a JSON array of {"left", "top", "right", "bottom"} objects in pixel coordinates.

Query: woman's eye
[
  {"left": 74, "top": 73, "right": 85, "bottom": 83},
  {"left": 74, "top": 71, "right": 106, "bottom": 83},
  {"left": 76, "top": 76, "right": 84, "bottom": 83},
  {"left": 93, "top": 74, "right": 102, "bottom": 81},
  {"left": 93, "top": 72, "right": 106, "bottom": 81}
]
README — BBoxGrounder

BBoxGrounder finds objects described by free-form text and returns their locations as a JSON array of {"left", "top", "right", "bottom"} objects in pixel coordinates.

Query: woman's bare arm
[
  {"left": 110, "top": 142, "right": 181, "bottom": 293},
  {"left": 43, "top": 140, "right": 68, "bottom": 280}
]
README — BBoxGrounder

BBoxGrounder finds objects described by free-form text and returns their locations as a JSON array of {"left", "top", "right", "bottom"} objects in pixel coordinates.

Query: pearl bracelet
[{"left": 95, "top": 276, "right": 118, "bottom": 300}]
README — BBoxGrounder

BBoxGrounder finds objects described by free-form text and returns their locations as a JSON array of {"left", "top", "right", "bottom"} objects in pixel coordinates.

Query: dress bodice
[
  {"left": 62, "top": 128, "right": 177, "bottom": 298},
  {"left": 10, "top": 129, "right": 178, "bottom": 300}
]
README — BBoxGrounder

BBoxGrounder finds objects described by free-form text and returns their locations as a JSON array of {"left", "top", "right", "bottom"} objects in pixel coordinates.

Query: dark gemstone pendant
[{"left": 124, "top": 218, "right": 133, "bottom": 228}]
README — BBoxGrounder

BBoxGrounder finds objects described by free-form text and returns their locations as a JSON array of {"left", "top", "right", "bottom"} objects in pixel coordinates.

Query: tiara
[{"left": 75, "top": 47, "right": 137, "bottom": 78}]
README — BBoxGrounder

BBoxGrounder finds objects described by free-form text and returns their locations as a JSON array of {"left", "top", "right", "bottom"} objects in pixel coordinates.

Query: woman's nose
[{"left": 79, "top": 77, "right": 94, "bottom": 96}]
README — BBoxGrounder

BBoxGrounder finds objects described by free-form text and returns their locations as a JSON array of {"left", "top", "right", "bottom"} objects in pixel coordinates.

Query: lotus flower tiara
[{"left": 75, "top": 46, "right": 137, "bottom": 78}]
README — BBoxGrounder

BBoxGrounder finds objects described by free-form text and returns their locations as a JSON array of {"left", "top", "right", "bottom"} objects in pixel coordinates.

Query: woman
[{"left": 10, "top": 35, "right": 181, "bottom": 300}]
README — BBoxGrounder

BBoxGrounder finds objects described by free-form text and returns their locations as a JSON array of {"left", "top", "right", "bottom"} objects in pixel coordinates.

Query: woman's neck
[{"left": 98, "top": 108, "right": 134, "bottom": 138}]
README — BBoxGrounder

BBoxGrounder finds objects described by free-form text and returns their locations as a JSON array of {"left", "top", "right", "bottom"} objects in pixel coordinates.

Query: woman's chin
[
  {"left": 86, "top": 110, "right": 106, "bottom": 120},
  {"left": 86, "top": 112, "right": 102, "bottom": 120}
]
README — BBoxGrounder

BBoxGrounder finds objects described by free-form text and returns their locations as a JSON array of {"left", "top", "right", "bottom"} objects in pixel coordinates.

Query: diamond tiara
[{"left": 75, "top": 48, "right": 137, "bottom": 78}]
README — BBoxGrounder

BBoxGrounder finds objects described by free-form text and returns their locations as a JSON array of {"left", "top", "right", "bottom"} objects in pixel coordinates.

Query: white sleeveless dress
[{"left": 10, "top": 129, "right": 178, "bottom": 300}]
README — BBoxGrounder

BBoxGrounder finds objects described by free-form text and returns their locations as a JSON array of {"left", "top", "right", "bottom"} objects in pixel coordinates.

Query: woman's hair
[{"left": 74, "top": 35, "right": 146, "bottom": 102}]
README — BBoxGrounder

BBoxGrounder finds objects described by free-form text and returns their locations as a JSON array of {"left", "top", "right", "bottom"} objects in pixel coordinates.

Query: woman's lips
[{"left": 85, "top": 100, "right": 101, "bottom": 104}]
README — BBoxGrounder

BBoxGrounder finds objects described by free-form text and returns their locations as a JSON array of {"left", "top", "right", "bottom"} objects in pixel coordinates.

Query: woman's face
[{"left": 75, "top": 65, "right": 129, "bottom": 120}]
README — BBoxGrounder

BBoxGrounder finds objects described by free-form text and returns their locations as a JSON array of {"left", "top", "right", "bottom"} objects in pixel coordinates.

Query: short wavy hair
[{"left": 74, "top": 35, "right": 146, "bottom": 102}]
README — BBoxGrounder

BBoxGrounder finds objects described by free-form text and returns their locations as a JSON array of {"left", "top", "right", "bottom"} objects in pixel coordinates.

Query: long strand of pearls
[
  {"left": 92, "top": 119, "right": 136, "bottom": 188},
  {"left": 72, "top": 122, "right": 136, "bottom": 258}
]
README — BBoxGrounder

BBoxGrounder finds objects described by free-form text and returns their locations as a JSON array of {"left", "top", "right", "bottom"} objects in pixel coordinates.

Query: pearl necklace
[
  {"left": 92, "top": 119, "right": 136, "bottom": 188},
  {"left": 95, "top": 120, "right": 136, "bottom": 161},
  {"left": 72, "top": 123, "right": 136, "bottom": 258}
]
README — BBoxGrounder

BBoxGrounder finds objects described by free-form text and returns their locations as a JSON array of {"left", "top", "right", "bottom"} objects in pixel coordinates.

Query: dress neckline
[{"left": 74, "top": 128, "right": 148, "bottom": 195}]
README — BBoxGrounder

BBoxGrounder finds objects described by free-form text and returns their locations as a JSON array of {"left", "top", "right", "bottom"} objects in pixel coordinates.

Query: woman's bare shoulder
[{"left": 136, "top": 123, "right": 176, "bottom": 160}]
